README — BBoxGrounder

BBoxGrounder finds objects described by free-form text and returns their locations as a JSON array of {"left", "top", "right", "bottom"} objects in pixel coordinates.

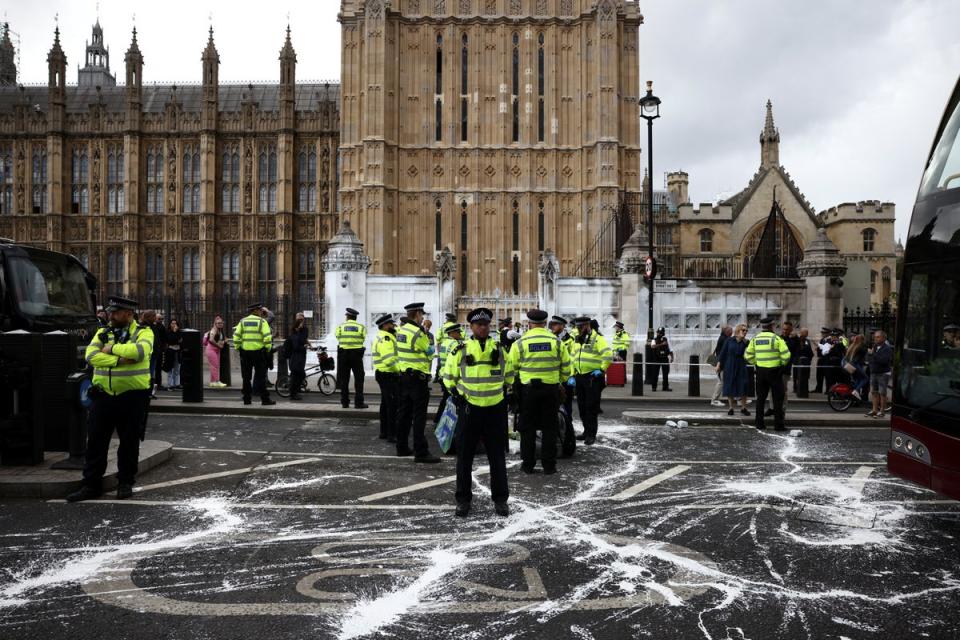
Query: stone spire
[
  {"left": 201, "top": 27, "right": 219, "bottom": 130},
  {"left": 760, "top": 99, "right": 780, "bottom": 169},
  {"left": 124, "top": 27, "right": 143, "bottom": 88},
  {"left": 79, "top": 18, "right": 116, "bottom": 86},
  {"left": 0, "top": 23, "right": 16, "bottom": 86}
]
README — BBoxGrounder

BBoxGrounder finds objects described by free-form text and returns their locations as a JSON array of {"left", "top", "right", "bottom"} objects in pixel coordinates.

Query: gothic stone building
[{"left": 0, "top": 22, "right": 340, "bottom": 309}]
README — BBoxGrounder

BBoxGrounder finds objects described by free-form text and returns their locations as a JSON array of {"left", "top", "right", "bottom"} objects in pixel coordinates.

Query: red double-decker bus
[{"left": 888, "top": 75, "right": 960, "bottom": 499}]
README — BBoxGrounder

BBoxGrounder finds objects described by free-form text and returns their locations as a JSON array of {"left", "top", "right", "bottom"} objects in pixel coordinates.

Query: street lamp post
[{"left": 639, "top": 80, "right": 661, "bottom": 342}]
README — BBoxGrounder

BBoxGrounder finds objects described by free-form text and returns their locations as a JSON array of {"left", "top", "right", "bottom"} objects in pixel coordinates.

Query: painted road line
[
  {"left": 172, "top": 446, "right": 441, "bottom": 462},
  {"left": 610, "top": 465, "right": 691, "bottom": 501},
  {"left": 129, "top": 457, "right": 326, "bottom": 493},
  {"left": 357, "top": 462, "right": 521, "bottom": 503},
  {"left": 46, "top": 498, "right": 454, "bottom": 510},
  {"left": 849, "top": 466, "right": 876, "bottom": 496}
]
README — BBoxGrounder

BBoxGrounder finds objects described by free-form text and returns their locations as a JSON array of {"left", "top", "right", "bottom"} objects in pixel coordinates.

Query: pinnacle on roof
[
  {"left": 761, "top": 99, "right": 780, "bottom": 143},
  {"left": 280, "top": 24, "right": 296, "bottom": 59},
  {"left": 126, "top": 27, "right": 141, "bottom": 54},
  {"left": 203, "top": 26, "right": 219, "bottom": 61}
]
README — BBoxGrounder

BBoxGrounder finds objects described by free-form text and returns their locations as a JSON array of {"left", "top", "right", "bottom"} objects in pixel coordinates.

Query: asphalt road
[{"left": 1, "top": 414, "right": 958, "bottom": 640}]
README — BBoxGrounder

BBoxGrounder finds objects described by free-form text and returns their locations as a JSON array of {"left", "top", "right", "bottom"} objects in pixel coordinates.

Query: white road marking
[
  {"left": 131, "top": 457, "right": 326, "bottom": 493},
  {"left": 610, "top": 465, "right": 691, "bottom": 501},
  {"left": 356, "top": 462, "right": 520, "bottom": 503},
  {"left": 849, "top": 466, "right": 876, "bottom": 497},
  {"left": 173, "top": 446, "right": 440, "bottom": 462}
]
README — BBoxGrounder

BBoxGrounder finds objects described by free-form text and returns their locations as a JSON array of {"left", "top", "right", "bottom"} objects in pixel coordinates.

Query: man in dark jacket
[
  {"left": 710, "top": 326, "right": 732, "bottom": 406},
  {"left": 648, "top": 327, "right": 674, "bottom": 391},
  {"left": 866, "top": 330, "right": 893, "bottom": 417},
  {"left": 793, "top": 327, "right": 815, "bottom": 393}
]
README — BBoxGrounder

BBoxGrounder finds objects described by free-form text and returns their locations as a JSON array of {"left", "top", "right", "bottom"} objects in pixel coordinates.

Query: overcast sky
[{"left": 7, "top": 0, "right": 960, "bottom": 242}]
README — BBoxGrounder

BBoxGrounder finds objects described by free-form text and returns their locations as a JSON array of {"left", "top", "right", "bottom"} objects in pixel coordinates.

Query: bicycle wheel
[
  {"left": 827, "top": 391, "right": 852, "bottom": 412},
  {"left": 318, "top": 373, "right": 337, "bottom": 396},
  {"left": 276, "top": 376, "right": 291, "bottom": 398}
]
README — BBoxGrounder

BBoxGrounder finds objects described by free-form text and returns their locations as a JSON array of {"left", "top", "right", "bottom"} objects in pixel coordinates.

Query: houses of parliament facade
[{"left": 0, "top": 0, "right": 644, "bottom": 309}]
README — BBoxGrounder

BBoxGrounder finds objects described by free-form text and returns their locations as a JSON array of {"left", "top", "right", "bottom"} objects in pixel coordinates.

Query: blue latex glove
[
  {"left": 591, "top": 369, "right": 604, "bottom": 378},
  {"left": 566, "top": 377, "right": 577, "bottom": 387},
  {"left": 425, "top": 346, "right": 435, "bottom": 357}
]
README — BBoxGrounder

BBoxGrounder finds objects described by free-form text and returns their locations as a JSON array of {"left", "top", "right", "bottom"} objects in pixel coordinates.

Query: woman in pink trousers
[{"left": 204, "top": 315, "right": 228, "bottom": 387}]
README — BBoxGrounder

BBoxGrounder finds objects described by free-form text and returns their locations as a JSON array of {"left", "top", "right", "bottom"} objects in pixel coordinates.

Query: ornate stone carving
[
  {"left": 244, "top": 141, "right": 253, "bottom": 213},
  {"left": 435, "top": 246, "right": 456, "bottom": 281},
  {"left": 459, "top": 0, "right": 471, "bottom": 15},
  {"left": 321, "top": 221, "right": 372, "bottom": 272},
  {"left": 434, "top": 0, "right": 446, "bottom": 15},
  {"left": 796, "top": 228, "right": 848, "bottom": 278},
  {"left": 560, "top": 0, "right": 573, "bottom": 15},
  {"left": 295, "top": 216, "right": 316, "bottom": 240},
  {"left": 538, "top": 248, "right": 560, "bottom": 283},
  {"left": 536, "top": 0, "right": 547, "bottom": 15},
  {"left": 484, "top": 0, "right": 497, "bottom": 14},
  {"left": 257, "top": 216, "right": 277, "bottom": 240},
  {"left": 30, "top": 219, "right": 45, "bottom": 241},
  {"left": 616, "top": 226, "right": 647, "bottom": 275},
  {"left": 182, "top": 217, "right": 199, "bottom": 241},
  {"left": 408, "top": 0, "right": 421, "bottom": 13},
  {"left": 143, "top": 218, "right": 162, "bottom": 241},
  {"left": 509, "top": 0, "right": 521, "bottom": 15},
  {"left": 67, "top": 218, "right": 89, "bottom": 241}
]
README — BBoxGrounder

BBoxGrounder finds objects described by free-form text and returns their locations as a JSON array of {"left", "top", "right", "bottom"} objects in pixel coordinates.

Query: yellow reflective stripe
[{"left": 93, "top": 367, "right": 151, "bottom": 377}]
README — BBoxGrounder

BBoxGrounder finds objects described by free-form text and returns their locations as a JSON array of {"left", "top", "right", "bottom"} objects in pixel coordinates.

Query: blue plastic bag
[{"left": 434, "top": 396, "right": 459, "bottom": 453}]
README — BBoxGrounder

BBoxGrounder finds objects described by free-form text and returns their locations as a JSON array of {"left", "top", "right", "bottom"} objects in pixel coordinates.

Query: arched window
[
  {"left": 460, "top": 200, "right": 468, "bottom": 294},
  {"left": 70, "top": 148, "right": 88, "bottom": 214},
  {"left": 145, "top": 249, "right": 164, "bottom": 300},
  {"left": 435, "top": 199, "right": 442, "bottom": 250},
  {"left": 537, "top": 32, "right": 545, "bottom": 143},
  {"left": 107, "top": 145, "right": 124, "bottom": 214},
  {"left": 32, "top": 147, "right": 48, "bottom": 214},
  {"left": 699, "top": 228, "right": 714, "bottom": 253},
  {"left": 297, "top": 247, "right": 317, "bottom": 306},
  {"left": 435, "top": 33, "right": 443, "bottom": 143},
  {"left": 862, "top": 228, "right": 876, "bottom": 252},
  {"left": 0, "top": 145, "right": 12, "bottom": 214},
  {"left": 106, "top": 247, "right": 124, "bottom": 294},
  {"left": 511, "top": 32, "right": 520, "bottom": 143},
  {"left": 221, "top": 248, "right": 240, "bottom": 302},
  {"left": 538, "top": 200, "right": 545, "bottom": 251},
  {"left": 297, "top": 145, "right": 317, "bottom": 212},
  {"left": 146, "top": 144, "right": 164, "bottom": 213},
  {"left": 182, "top": 247, "right": 201, "bottom": 304},
  {"left": 182, "top": 144, "right": 200, "bottom": 213},
  {"left": 512, "top": 200, "right": 520, "bottom": 251},
  {"left": 460, "top": 33, "right": 469, "bottom": 142},
  {"left": 258, "top": 144, "right": 278, "bottom": 213},
  {"left": 870, "top": 269, "right": 878, "bottom": 294},
  {"left": 221, "top": 144, "right": 240, "bottom": 213},
  {"left": 881, "top": 266, "right": 892, "bottom": 299},
  {"left": 257, "top": 247, "right": 277, "bottom": 301}
]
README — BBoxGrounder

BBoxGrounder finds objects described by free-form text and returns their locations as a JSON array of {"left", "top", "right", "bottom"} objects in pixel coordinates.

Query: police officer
[
  {"left": 497, "top": 317, "right": 516, "bottom": 350},
  {"left": 433, "top": 321, "right": 464, "bottom": 425},
  {"left": 233, "top": 303, "right": 276, "bottom": 406},
  {"left": 549, "top": 315, "right": 577, "bottom": 458},
  {"left": 335, "top": 307, "right": 368, "bottom": 409},
  {"left": 648, "top": 327, "right": 674, "bottom": 391},
  {"left": 569, "top": 316, "right": 612, "bottom": 445},
  {"left": 445, "top": 308, "right": 514, "bottom": 517},
  {"left": 434, "top": 312, "right": 458, "bottom": 381},
  {"left": 395, "top": 302, "right": 441, "bottom": 463},
  {"left": 612, "top": 321, "right": 631, "bottom": 361},
  {"left": 67, "top": 296, "right": 154, "bottom": 502},
  {"left": 372, "top": 314, "right": 400, "bottom": 442},
  {"left": 509, "top": 309, "right": 571, "bottom": 474},
  {"left": 745, "top": 317, "right": 792, "bottom": 431}
]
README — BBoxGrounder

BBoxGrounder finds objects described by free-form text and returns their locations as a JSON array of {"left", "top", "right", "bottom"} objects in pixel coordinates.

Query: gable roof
[{"left": 721, "top": 164, "right": 818, "bottom": 228}]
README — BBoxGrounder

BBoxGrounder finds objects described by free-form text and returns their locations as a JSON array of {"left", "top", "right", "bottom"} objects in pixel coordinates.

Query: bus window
[
  {"left": 919, "top": 94, "right": 960, "bottom": 198},
  {"left": 899, "top": 268, "right": 960, "bottom": 429}
]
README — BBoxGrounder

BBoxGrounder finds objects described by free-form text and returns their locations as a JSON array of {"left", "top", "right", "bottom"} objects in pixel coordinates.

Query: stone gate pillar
[
  {"left": 617, "top": 227, "right": 647, "bottom": 337},
  {"left": 796, "top": 228, "right": 847, "bottom": 332},
  {"left": 538, "top": 249, "right": 560, "bottom": 317},
  {"left": 436, "top": 247, "right": 457, "bottom": 319},
  {"left": 321, "top": 221, "right": 371, "bottom": 343}
]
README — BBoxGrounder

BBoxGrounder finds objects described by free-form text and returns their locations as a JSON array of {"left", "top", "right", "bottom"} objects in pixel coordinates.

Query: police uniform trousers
[
  {"left": 575, "top": 374, "right": 605, "bottom": 439},
  {"left": 239, "top": 349, "right": 271, "bottom": 402},
  {"left": 814, "top": 354, "right": 828, "bottom": 393},
  {"left": 396, "top": 370, "right": 431, "bottom": 456},
  {"left": 648, "top": 357, "right": 671, "bottom": 391},
  {"left": 518, "top": 382, "right": 560, "bottom": 471},
  {"left": 338, "top": 347, "right": 366, "bottom": 406},
  {"left": 755, "top": 367, "right": 785, "bottom": 430},
  {"left": 560, "top": 386, "right": 576, "bottom": 458},
  {"left": 82, "top": 389, "right": 151, "bottom": 489},
  {"left": 455, "top": 399, "right": 509, "bottom": 505},
  {"left": 375, "top": 371, "right": 400, "bottom": 441}
]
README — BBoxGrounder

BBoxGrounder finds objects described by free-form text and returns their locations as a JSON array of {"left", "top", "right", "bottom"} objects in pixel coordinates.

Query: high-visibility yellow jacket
[
  {"left": 335, "top": 319, "right": 367, "bottom": 350},
  {"left": 396, "top": 319, "right": 433, "bottom": 374},
  {"left": 508, "top": 327, "right": 572, "bottom": 385},
  {"left": 372, "top": 329, "right": 400, "bottom": 373},
  {"left": 570, "top": 330, "right": 613, "bottom": 375},
  {"left": 85, "top": 320, "right": 154, "bottom": 395},
  {"left": 233, "top": 314, "right": 273, "bottom": 352},
  {"left": 613, "top": 330, "right": 631, "bottom": 352},
  {"left": 444, "top": 337, "right": 516, "bottom": 407},
  {"left": 745, "top": 331, "right": 792, "bottom": 369},
  {"left": 439, "top": 337, "right": 463, "bottom": 389},
  {"left": 437, "top": 335, "right": 458, "bottom": 366}
]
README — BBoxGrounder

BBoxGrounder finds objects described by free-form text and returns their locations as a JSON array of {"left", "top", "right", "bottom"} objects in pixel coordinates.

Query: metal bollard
[
  {"left": 180, "top": 329, "right": 204, "bottom": 403},
  {"left": 796, "top": 357, "right": 810, "bottom": 398},
  {"left": 631, "top": 352, "right": 644, "bottom": 396},
  {"left": 688, "top": 355, "right": 700, "bottom": 397},
  {"left": 747, "top": 365, "right": 757, "bottom": 398}
]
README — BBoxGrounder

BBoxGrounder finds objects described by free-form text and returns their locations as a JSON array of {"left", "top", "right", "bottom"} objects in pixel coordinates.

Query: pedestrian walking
[
  {"left": 335, "top": 308, "right": 368, "bottom": 409},
  {"left": 395, "top": 302, "right": 441, "bottom": 463},
  {"left": 570, "top": 316, "right": 612, "bottom": 445},
  {"left": 709, "top": 325, "right": 733, "bottom": 406},
  {"left": 373, "top": 314, "right": 401, "bottom": 442},
  {"left": 813, "top": 327, "right": 831, "bottom": 393},
  {"left": 285, "top": 313, "right": 309, "bottom": 401},
  {"left": 843, "top": 334, "right": 868, "bottom": 401},
  {"left": 866, "top": 330, "right": 893, "bottom": 418},
  {"left": 433, "top": 321, "right": 464, "bottom": 425},
  {"left": 163, "top": 319, "right": 183, "bottom": 390},
  {"left": 612, "top": 321, "right": 631, "bottom": 361},
  {"left": 549, "top": 315, "right": 577, "bottom": 458},
  {"left": 648, "top": 327, "right": 674, "bottom": 391},
  {"left": 745, "top": 317, "right": 791, "bottom": 431},
  {"left": 233, "top": 303, "right": 275, "bottom": 406},
  {"left": 204, "top": 316, "right": 228, "bottom": 388},
  {"left": 509, "top": 309, "right": 572, "bottom": 475},
  {"left": 67, "top": 296, "right": 154, "bottom": 502},
  {"left": 445, "top": 307, "right": 514, "bottom": 518},
  {"left": 716, "top": 324, "right": 750, "bottom": 416}
]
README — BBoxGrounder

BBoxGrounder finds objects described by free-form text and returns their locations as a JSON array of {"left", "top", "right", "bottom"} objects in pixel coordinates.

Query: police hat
[
  {"left": 499, "top": 317, "right": 512, "bottom": 325},
  {"left": 944, "top": 323, "right": 960, "bottom": 332},
  {"left": 445, "top": 312, "right": 458, "bottom": 322},
  {"left": 345, "top": 307, "right": 359, "bottom": 317},
  {"left": 759, "top": 317, "right": 775, "bottom": 326},
  {"left": 573, "top": 316, "right": 591, "bottom": 325},
  {"left": 375, "top": 314, "right": 394, "bottom": 328},
  {"left": 820, "top": 327, "right": 830, "bottom": 333},
  {"left": 444, "top": 322, "right": 463, "bottom": 335},
  {"left": 105, "top": 296, "right": 138, "bottom": 312},
  {"left": 404, "top": 302, "right": 426, "bottom": 312},
  {"left": 526, "top": 309, "right": 549, "bottom": 323},
  {"left": 468, "top": 308, "right": 494, "bottom": 324},
  {"left": 549, "top": 315, "right": 568, "bottom": 326},
  {"left": 831, "top": 328, "right": 844, "bottom": 336},
  {"left": 614, "top": 321, "right": 624, "bottom": 329},
  {"left": 247, "top": 302, "right": 265, "bottom": 312}
]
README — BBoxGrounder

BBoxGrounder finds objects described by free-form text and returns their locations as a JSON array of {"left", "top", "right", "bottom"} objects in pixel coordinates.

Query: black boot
[
  {"left": 455, "top": 502, "right": 470, "bottom": 517},
  {"left": 66, "top": 486, "right": 102, "bottom": 503},
  {"left": 261, "top": 397, "right": 276, "bottom": 406},
  {"left": 116, "top": 484, "right": 134, "bottom": 499},
  {"left": 494, "top": 502, "right": 509, "bottom": 517}
]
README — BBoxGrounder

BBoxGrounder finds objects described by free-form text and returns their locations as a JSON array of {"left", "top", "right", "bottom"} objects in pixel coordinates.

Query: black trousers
[
  {"left": 519, "top": 382, "right": 560, "bottom": 471},
  {"left": 396, "top": 371, "right": 430, "bottom": 456},
  {"left": 82, "top": 389, "right": 151, "bottom": 489},
  {"left": 561, "top": 385, "right": 576, "bottom": 457},
  {"left": 338, "top": 348, "right": 366, "bottom": 406},
  {"left": 288, "top": 351, "right": 307, "bottom": 397},
  {"left": 755, "top": 367, "right": 785, "bottom": 430},
  {"left": 375, "top": 371, "right": 400, "bottom": 440},
  {"left": 455, "top": 400, "right": 509, "bottom": 504},
  {"left": 648, "top": 360, "right": 671, "bottom": 390},
  {"left": 434, "top": 380, "right": 451, "bottom": 425},
  {"left": 239, "top": 349, "right": 271, "bottom": 402},
  {"left": 575, "top": 374, "right": 604, "bottom": 438},
  {"left": 814, "top": 359, "right": 828, "bottom": 393}
]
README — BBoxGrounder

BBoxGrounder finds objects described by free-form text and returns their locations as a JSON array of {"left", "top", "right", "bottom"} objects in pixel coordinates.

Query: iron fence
[{"left": 843, "top": 301, "right": 896, "bottom": 336}]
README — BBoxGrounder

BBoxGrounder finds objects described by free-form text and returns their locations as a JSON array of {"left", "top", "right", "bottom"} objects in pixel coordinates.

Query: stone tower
[
  {"left": 338, "top": 0, "right": 643, "bottom": 302},
  {"left": 78, "top": 20, "right": 116, "bottom": 87},
  {"left": 0, "top": 23, "right": 16, "bottom": 86},
  {"left": 760, "top": 99, "right": 780, "bottom": 169}
]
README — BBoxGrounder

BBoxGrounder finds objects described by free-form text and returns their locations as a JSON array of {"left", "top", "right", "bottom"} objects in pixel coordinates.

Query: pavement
[{"left": 1, "top": 412, "right": 958, "bottom": 639}]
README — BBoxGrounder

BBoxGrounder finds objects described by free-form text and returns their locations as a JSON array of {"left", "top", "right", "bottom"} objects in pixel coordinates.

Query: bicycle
[{"left": 276, "top": 346, "right": 337, "bottom": 398}]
